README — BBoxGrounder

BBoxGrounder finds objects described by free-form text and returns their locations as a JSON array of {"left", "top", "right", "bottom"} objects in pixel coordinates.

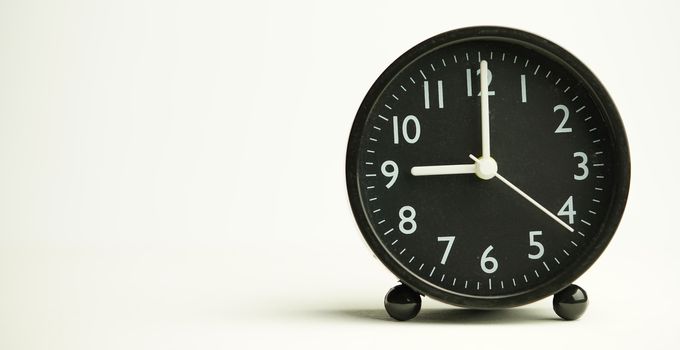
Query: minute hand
[
  {"left": 480, "top": 60, "right": 491, "bottom": 158},
  {"left": 469, "top": 154, "right": 574, "bottom": 233}
]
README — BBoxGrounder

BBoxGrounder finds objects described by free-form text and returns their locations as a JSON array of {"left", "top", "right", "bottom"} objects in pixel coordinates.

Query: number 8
[{"left": 398, "top": 206, "right": 417, "bottom": 234}]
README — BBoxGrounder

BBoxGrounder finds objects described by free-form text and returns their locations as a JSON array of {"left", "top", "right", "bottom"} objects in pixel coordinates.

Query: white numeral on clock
[
  {"left": 392, "top": 115, "right": 421, "bottom": 144},
  {"left": 558, "top": 196, "right": 576, "bottom": 224},
  {"left": 398, "top": 206, "right": 417, "bottom": 234},
  {"left": 437, "top": 236, "right": 456, "bottom": 265},
  {"left": 528, "top": 231, "right": 544, "bottom": 260},
  {"left": 380, "top": 160, "right": 399, "bottom": 188},
  {"left": 573, "top": 152, "right": 589, "bottom": 180},
  {"left": 481, "top": 245, "right": 498, "bottom": 274},
  {"left": 466, "top": 68, "right": 496, "bottom": 96},
  {"left": 423, "top": 80, "right": 444, "bottom": 109},
  {"left": 553, "top": 104, "right": 572, "bottom": 133}
]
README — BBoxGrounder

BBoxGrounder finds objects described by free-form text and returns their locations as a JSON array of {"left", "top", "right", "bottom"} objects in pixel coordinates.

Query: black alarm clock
[{"left": 345, "top": 26, "right": 630, "bottom": 321}]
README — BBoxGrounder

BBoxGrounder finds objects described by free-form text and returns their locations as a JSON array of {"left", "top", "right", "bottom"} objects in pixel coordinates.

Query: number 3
[{"left": 573, "top": 152, "right": 589, "bottom": 180}]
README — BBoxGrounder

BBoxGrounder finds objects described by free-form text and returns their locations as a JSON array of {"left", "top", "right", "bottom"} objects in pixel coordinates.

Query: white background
[{"left": 0, "top": 0, "right": 678, "bottom": 349}]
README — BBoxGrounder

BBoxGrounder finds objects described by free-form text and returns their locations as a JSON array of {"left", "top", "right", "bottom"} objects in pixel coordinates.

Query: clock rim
[{"left": 345, "top": 26, "right": 631, "bottom": 308}]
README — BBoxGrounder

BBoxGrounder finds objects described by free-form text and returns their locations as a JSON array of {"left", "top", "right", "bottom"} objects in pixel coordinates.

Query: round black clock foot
[
  {"left": 384, "top": 284, "right": 421, "bottom": 321},
  {"left": 553, "top": 284, "right": 588, "bottom": 320}
]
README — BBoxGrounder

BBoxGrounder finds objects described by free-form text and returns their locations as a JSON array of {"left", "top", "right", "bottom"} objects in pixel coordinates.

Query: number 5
[{"left": 528, "top": 231, "right": 544, "bottom": 260}]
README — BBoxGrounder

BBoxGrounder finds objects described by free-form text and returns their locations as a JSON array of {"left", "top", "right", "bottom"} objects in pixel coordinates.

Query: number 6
[{"left": 481, "top": 245, "right": 498, "bottom": 274}]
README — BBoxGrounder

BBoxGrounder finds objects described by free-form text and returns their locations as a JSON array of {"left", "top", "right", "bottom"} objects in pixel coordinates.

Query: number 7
[{"left": 437, "top": 236, "right": 456, "bottom": 265}]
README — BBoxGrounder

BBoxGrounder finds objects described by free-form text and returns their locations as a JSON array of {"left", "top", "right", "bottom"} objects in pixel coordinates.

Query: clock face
[{"left": 346, "top": 27, "right": 630, "bottom": 308}]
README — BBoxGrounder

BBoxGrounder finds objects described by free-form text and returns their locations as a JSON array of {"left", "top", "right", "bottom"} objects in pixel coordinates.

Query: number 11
[{"left": 423, "top": 80, "right": 444, "bottom": 109}]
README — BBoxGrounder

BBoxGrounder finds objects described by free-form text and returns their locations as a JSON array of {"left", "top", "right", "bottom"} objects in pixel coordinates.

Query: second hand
[{"left": 469, "top": 154, "right": 574, "bottom": 232}]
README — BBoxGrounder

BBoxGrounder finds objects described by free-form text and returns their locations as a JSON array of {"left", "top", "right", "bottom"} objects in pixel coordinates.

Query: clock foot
[
  {"left": 384, "top": 283, "right": 421, "bottom": 321},
  {"left": 553, "top": 284, "right": 588, "bottom": 320}
]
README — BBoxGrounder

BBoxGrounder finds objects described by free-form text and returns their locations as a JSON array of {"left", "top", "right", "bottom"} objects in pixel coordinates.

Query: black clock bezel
[{"left": 345, "top": 26, "right": 631, "bottom": 308}]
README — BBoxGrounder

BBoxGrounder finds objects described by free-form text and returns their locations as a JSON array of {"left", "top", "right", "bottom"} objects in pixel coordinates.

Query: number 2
[{"left": 554, "top": 104, "right": 572, "bottom": 133}]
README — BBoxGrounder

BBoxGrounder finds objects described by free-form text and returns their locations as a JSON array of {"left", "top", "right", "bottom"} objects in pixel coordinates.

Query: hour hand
[{"left": 411, "top": 164, "right": 476, "bottom": 176}]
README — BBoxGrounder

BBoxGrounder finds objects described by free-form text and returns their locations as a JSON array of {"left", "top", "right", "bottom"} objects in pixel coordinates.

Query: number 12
[{"left": 466, "top": 68, "right": 496, "bottom": 96}]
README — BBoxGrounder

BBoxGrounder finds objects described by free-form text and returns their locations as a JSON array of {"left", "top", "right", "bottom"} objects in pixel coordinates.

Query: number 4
[{"left": 558, "top": 196, "right": 576, "bottom": 225}]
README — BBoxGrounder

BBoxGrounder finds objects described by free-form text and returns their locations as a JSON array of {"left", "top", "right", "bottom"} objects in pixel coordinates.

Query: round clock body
[{"left": 346, "top": 27, "right": 630, "bottom": 308}]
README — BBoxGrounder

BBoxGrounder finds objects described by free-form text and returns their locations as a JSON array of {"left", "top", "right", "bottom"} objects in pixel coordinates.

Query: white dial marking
[
  {"left": 423, "top": 80, "right": 430, "bottom": 109},
  {"left": 437, "top": 80, "right": 444, "bottom": 108}
]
